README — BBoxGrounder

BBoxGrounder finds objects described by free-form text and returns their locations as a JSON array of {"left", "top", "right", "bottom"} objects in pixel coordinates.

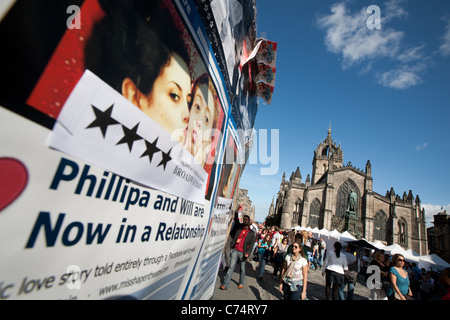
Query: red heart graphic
[{"left": 0, "top": 158, "right": 28, "bottom": 211}]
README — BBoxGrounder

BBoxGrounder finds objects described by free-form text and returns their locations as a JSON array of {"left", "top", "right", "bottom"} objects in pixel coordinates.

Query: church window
[
  {"left": 309, "top": 198, "right": 321, "bottom": 228},
  {"left": 295, "top": 199, "right": 301, "bottom": 213},
  {"left": 292, "top": 212, "right": 299, "bottom": 224},
  {"left": 374, "top": 210, "right": 387, "bottom": 241},
  {"left": 292, "top": 199, "right": 301, "bottom": 225},
  {"left": 398, "top": 218, "right": 408, "bottom": 246}
]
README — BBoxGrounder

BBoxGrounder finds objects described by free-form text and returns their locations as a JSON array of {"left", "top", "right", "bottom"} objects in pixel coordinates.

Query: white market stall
[
  {"left": 418, "top": 254, "right": 450, "bottom": 271},
  {"left": 371, "top": 240, "right": 386, "bottom": 250},
  {"left": 304, "top": 227, "right": 449, "bottom": 272},
  {"left": 383, "top": 244, "right": 420, "bottom": 263},
  {"left": 339, "top": 231, "right": 357, "bottom": 242},
  {"left": 318, "top": 228, "right": 329, "bottom": 238},
  {"left": 311, "top": 227, "right": 320, "bottom": 239}
]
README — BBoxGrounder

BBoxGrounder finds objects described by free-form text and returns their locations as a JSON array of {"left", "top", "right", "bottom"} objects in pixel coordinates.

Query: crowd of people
[
  {"left": 219, "top": 210, "right": 450, "bottom": 301},
  {"left": 362, "top": 248, "right": 450, "bottom": 300}
]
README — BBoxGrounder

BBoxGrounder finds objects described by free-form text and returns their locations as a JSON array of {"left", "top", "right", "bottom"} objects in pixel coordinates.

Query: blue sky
[{"left": 238, "top": 0, "right": 450, "bottom": 225}]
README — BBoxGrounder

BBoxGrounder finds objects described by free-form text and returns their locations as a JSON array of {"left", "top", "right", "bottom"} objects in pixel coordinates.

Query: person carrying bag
[
  {"left": 279, "top": 240, "right": 308, "bottom": 300},
  {"left": 387, "top": 254, "right": 414, "bottom": 300}
]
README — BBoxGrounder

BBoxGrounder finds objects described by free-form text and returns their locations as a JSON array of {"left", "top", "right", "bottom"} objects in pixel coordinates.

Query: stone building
[
  {"left": 273, "top": 127, "right": 428, "bottom": 255},
  {"left": 234, "top": 188, "right": 256, "bottom": 222},
  {"left": 427, "top": 210, "right": 450, "bottom": 263}
]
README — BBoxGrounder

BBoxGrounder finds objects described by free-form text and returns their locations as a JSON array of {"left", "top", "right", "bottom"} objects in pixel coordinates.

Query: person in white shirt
[
  {"left": 322, "top": 242, "right": 348, "bottom": 300},
  {"left": 279, "top": 240, "right": 308, "bottom": 300},
  {"left": 319, "top": 237, "right": 326, "bottom": 268},
  {"left": 272, "top": 230, "right": 282, "bottom": 246}
]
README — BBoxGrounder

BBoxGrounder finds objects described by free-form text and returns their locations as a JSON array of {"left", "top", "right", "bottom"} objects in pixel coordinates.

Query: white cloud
[
  {"left": 316, "top": 0, "right": 426, "bottom": 89},
  {"left": 383, "top": 0, "right": 408, "bottom": 22},
  {"left": 377, "top": 67, "right": 422, "bottom": 89},
  {"left": 316, "top": 3, "right": 404, "bottom": 68},
  {"left": 440, "top": 16, "right": 450, "bottom": 56},
  {"left": 415, "top": 142, "right": 428, "bottom": 151},
  {"left": 422, "top": 203, "right": 450, "bottom": 227},
  {"left": 397, "top": 44, "right": 426, "bottom": 63}
]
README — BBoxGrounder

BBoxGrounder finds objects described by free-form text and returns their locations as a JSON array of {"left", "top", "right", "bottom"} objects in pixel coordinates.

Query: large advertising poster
[{"left": 0, "top": 0, "right": 274, "bottom": 300}]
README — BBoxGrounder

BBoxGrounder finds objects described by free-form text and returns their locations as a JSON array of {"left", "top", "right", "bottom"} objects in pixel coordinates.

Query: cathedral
[{"left": 270, "top": 127, "right": 428, "bottom": 255}]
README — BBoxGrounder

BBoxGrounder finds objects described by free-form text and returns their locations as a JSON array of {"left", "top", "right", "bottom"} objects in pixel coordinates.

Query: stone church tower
[
  {"left": 273, "top": 127, "right": 428, "bottom": 255},
  {"left": 311, "top": 124, "right": 343, "bottom": 184}
]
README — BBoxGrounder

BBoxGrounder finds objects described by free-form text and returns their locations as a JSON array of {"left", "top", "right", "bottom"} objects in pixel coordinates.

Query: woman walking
[
  {"left": 387, "top": 254, "right": 414, "bottom": 300},
  {"left": 279, "top": 240, "right": 308, "bottom": 300},
  {"left": 273, "top": 237, "right": 289, "bottom": 277},
  {"left": 257, "top": 234, "right": 272, "bottom": 279},
  {"left": 322, "top": 242, "right": 348, "bottom": 300}
]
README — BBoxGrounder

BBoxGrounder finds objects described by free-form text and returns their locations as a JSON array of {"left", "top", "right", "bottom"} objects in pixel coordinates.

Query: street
[{"left": 212, "top": 258, "right": 370, "bottom": 300}]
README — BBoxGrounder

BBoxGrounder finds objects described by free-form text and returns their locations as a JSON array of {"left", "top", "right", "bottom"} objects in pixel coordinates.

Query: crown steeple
[{"left": 311, "top": 125, "right": 344, "bottom": 184}]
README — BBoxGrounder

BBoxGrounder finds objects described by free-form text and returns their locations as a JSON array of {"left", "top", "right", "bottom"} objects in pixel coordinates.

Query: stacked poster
[{"left": 0, "top": 0, "right": 275, "bottom": 300}]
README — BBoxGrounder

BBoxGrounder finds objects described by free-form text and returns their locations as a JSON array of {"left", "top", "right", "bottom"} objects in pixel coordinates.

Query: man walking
[{"left": 220, "top": 212, "right": 256, "bottom": 290}]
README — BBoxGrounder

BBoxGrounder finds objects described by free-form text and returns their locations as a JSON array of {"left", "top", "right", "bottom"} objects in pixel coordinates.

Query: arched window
[
  {"left": 292, "top": 199, "right": 301, "bottom": 225},
  {"left": 336, "top": 180, "right": 359, "bottom": 218},
  {"left": 374, "top": 210, "right": 387, "bottom": 241},
  {"left": 398, "top": 218, "right": 408, "bottom": 246},
  {"left": 309, "top": 198, "right": 321, "bottom": 228},
  {"left": 295, "top": 199, "right": 301, "bottom": 213}
]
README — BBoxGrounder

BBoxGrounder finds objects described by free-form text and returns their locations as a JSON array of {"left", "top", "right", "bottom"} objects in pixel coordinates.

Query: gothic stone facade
[
  {"left": 273, "top": 129, "right": 428, "bottom": 255},
  {"left": 427, "top": 210, "right": 450, "bottom": 263},
  {"left": 234, "top": 188, "right": 256, "bottom": 222}
]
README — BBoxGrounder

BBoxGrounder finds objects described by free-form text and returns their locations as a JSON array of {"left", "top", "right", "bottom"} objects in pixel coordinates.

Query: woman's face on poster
[
  {"left": 188, "top": 82, "right": 215, "bottom": 146},
  {"left": 145, "top": 53, "right": 191, "bottom": 139}
]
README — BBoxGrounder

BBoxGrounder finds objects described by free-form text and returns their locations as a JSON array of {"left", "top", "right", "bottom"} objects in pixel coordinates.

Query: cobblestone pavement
[{"left": 212, "top": 258, "right": 370, "bottom": 300}]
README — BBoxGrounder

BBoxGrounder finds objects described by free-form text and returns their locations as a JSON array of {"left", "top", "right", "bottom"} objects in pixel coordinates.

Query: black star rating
[
  {"left": 158, "top": 148, "right": 172, "bottom": 171},
  {"left": 86, "top": 104, "right": 119, "bottom": 138},
  {"left": 85, "top": 103, "right": 172, "bottom": 171},
  {"left": 116, "top": 123, "right": 142, "bottom": 152},
  {"left": 141, "top": 138, "right": 160, "bottom": 163}
]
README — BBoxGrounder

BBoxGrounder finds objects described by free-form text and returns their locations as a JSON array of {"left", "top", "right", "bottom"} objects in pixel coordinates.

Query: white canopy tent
[
  {"left": 383, "top": 244, "right": 404, "bottom": 254},
  {"left": 339, "top": 231, "right": 357, "bottom": 242},
  {"left": 371, "top": 240, "right": 386, "bottom": 250},
  {"left": 293, "top": 227, "right": 449, "bottom": 271},
  {"left": 292, "top": 226, "right": 328, "bottom": 237},
  {"left": 322, "top": 229, "right": 343, "bottom": 251},
  {"left": 418, "top": 254, "right": 450, "bottom": 271},
  {"left": 405, "top": 248, "right": 420, "bottom": 257},
  {"left": 327, "top": 229, "right": 341, "bottom": 238},
  {"left": 318, "top": 228, "right": 329, "bottom": 238},
  {"left": 383, "top": 244, "right": 419, "bottom": 263},
  {"left": 311, "top": 227, "right": 320, "bottom": 239}
]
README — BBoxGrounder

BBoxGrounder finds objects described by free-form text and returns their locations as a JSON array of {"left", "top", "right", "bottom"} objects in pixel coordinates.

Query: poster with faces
[{"left": 0, "top": 0, "right": 265, "bottom": 300}]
